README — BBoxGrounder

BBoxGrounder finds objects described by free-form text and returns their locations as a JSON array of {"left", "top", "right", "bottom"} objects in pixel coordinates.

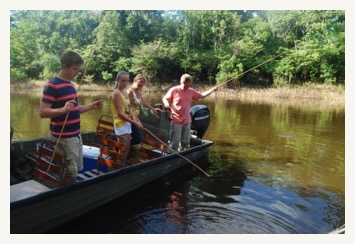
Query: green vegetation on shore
[{"left": 11, "top": 10, "right": 344, "bottom": 88}]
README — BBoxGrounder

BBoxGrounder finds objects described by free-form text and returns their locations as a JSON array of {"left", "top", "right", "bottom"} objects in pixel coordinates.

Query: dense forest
[{"left": 10, "top": 10, "right": 345, "bottom": 87}]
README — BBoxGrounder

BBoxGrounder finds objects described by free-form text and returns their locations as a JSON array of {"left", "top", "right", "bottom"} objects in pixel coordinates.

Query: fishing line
[
  {"left": 47, "top": 18, "right": 103, "bottom": 172},
  {"left": 141, "top": 47, "right": 295, "bottom": 177},
  {"left": 215, "top": 46, "right": 295, "bottom": 89},
  {"left": 47, "top": 55, "right": 95, "bottom": 171},
  {"left": 142, "top": 127, "right": 210, "bottom": 177}
]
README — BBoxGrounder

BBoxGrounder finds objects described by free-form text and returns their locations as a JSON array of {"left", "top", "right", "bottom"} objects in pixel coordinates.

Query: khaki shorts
[{"left": 49, "top": 134, "right": 83, "bottom": 177}]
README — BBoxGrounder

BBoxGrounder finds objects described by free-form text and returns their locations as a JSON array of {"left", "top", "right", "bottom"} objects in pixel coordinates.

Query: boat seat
[
  {"left": 89, "top": 115, "right": 114, "bottom": 148},
  {"left": 31, "top": 144, "right": 66, "bottom": 187},
  {"left": 96, "top": 133, "right": 128, "bottom": 169},
  {"left": 79, "top": 128, "right": 128, "bottom": 179},
  {"left": 139, "top": 129, "right": 168, "bottom": 160}
]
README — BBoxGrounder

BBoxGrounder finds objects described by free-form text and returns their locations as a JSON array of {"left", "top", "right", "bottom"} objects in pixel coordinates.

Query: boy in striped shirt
[{"left": 39, "top": 51, "right": 103, "bottom": 184}]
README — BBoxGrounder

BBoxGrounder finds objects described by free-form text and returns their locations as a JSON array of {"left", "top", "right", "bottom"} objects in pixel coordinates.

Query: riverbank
[
  {"left": 11, "top": 80, "right": 345, "bottom": 103},
  {"left": 214, "top": 85, "right": 345, "bottom": 111}
]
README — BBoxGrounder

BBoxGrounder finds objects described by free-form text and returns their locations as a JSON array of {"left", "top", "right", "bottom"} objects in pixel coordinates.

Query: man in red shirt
[{"left": 162, "top": 74, "right": 217, "bottom": 151}]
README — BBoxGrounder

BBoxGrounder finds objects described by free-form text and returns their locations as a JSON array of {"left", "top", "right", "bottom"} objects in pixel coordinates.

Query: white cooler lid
[{"left": 82, "top": 145, "right": 100, "bottom": 159}]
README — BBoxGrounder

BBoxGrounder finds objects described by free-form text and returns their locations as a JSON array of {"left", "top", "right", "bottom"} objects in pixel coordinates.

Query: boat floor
[
  {"left": 10, "top": 157, "right": 149, "bottom": 203},
  {"left": 10, "top": 180, "right": 51, "bottom": 202}
]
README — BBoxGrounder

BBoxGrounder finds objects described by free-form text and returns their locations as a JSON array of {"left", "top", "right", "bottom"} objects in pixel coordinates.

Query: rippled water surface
[{"left": 10, "top": 90, "right": 345, "bottom": 234}]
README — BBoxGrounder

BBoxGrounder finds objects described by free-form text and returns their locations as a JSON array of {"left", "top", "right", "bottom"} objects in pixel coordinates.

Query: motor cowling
[{"left": 190, "top": 105, "right": 210, "bottom": 139}]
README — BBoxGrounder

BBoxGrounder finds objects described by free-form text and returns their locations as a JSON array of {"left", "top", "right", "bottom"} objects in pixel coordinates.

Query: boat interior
[
  {"left": 23, "top": 114, "right": 171, "bottom": 188},
  {"left": 11, "top": 105, "right": 210, "bottom": 202}
]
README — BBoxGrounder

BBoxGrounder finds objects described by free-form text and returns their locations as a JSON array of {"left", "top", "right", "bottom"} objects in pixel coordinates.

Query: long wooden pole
[
  {"left": 46, "top": 113, "right": 70, "bottom": 173},
  {"left": 142, "top": 127, "right": 210, "bottom": 177},
  {"left": 47, "top": 43, "right": 99, "bottom": 172},
  {"left": 141, "top": 48, "right": 295, "bottom": 177}
]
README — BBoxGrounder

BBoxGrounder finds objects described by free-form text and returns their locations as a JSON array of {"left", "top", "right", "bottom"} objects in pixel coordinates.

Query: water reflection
[
  {"left": 11, "top": 90, "right": 345, "bottom": 233},
  {"left": 202, "top": 97, "right": 345, "bottom": 197}
]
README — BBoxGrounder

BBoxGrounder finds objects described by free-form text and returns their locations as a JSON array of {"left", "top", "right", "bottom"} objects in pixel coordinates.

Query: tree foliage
[{"left": 10, "top": 10, "right": 345, "bottom": 86}]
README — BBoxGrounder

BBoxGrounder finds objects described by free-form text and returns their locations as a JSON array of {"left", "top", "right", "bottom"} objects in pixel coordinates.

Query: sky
[{"left": 2, "top": 0, "right": 354, "bottom": 242}]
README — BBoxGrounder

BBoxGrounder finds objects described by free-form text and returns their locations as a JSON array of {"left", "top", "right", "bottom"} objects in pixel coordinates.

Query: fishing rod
[
  {"left": 10, "top": 123, "right": 22, "bottom": 141},
  {"left": 215, "top": 46, "right": 295, "bottom": 89},
  {"left": 47, "top": 43, "right": 100, "bottom": 172},
  {"left": 142, "top": 127, "right": 210, "bottom": 177},
  {"left": 76, "top": 45, "right": 97, "bottom": 93},
  {"left": 47, "top": 78, "right": 87, "bottom": 173},
  {"left": 143, "top": 47, "right": 295, "bottom": 177}
]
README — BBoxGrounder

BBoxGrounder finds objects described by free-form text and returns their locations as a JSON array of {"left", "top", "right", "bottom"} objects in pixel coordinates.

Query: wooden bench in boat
[
  {"left": 127, "top": 127, "right": 169, "bottom": 164},
  {"left": 89, "top": 115, "right": 114, "bottom": 148},
  {"left": 97, "top": 133, "right": 128, "bottom": 169},
  {"left": 88, "top": 114, "right": 169, "bottom": 161},
  {"left": 27, "top": 144, "right": 67, "bottom": 187},
  {"left": 77, "top": 133, "right": 128, "bottom": 180},
  {"left": 27, "top": 115, "right": 169, "bottom": 184},
  {"left": 139, "top": 129, "right": 168, "bottom": 159},
  {"left": 89, "top": 114, "right": 169, "bottom": 160}
]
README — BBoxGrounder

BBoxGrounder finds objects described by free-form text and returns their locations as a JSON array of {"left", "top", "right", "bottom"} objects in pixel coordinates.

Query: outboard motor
[{"left": 190, "top": 105, "right": 210, "bottom": 139}]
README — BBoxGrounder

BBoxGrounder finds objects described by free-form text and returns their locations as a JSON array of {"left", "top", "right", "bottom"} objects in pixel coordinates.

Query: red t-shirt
[{"left": 163, "top": 86, "right": 202, "bottom": 124}]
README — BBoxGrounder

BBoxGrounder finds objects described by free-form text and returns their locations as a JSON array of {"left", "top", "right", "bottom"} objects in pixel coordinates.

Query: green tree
[
  {"left": 129, "top": 39, "right": 181, "bottom": 83},
  {"left": 177, "top": 10, "right": 242, "bottom": 81},
  {"left": 216, "top": 15, "right": 275, "bottom": 86},
  {"left": 267, "top": 10, "right": 345, "bottom": 85},
  {"left": 10, "top": 10, "right": 345, "bottom": 86},
  {"left": 10, "top": 10, "right": 100, "bottom": 81}
]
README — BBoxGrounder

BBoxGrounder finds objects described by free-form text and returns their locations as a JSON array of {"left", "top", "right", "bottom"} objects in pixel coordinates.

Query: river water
[{"left": 10, "top": 90, "right": 345, "bottom": 234}]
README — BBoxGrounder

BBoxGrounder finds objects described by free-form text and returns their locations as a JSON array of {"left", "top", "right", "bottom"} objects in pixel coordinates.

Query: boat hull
[{"left": 10, "top": 136, "right": 212, "bottom": 233}]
